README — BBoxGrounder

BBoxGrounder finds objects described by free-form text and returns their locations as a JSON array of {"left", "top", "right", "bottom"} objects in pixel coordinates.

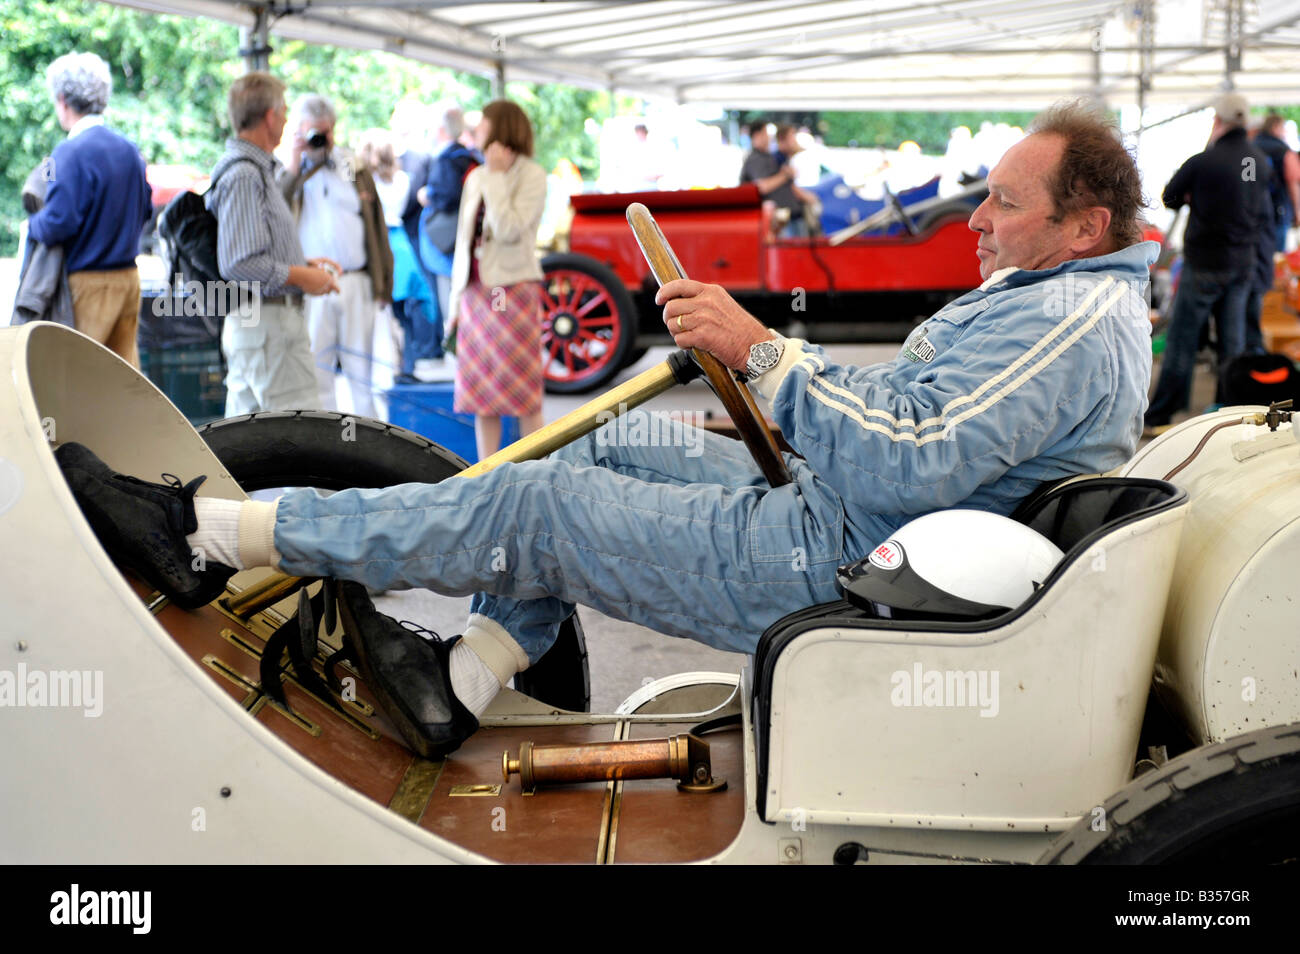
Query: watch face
[{"left": 750, "top": 340, "right": 780, "bottom": 370}]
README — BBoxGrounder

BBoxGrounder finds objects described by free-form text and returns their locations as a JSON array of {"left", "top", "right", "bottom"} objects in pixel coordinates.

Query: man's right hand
[
  {"left": 288, "top": 264, "right": 340, "bottom": 296},
  {"left": 288, "top": 128, "right": 306, "bottom": 175}
]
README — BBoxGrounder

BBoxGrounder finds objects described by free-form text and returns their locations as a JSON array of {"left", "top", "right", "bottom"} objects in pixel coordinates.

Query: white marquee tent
[{"left": 108, "top": 0, "right": 1300, "bottom": 114}]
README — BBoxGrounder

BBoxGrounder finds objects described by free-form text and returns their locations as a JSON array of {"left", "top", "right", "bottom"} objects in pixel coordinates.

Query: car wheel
[
  {"left": 198, "top": 410, "right": 591, "bottom": 712},
  {"left": 540, "top": 253, "right": 638, "bottom": 395},
  {"left": 1038, "top": 722, "right": 1300, "bottom": 864}
]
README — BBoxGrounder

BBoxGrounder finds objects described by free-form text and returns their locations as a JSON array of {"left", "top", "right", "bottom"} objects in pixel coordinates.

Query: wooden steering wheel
[{"left": 626, "top": 203, "right": 792, "bottom": 488}]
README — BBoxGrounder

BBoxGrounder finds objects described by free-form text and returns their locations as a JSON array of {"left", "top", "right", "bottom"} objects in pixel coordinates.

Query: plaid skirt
[{"left": 454, "top": 279, "right": 544, "bottom": 416}]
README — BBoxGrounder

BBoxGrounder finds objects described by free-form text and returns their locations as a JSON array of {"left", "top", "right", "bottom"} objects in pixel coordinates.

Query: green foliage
[
  {"left": 817, "top": 111, "right": 1038, "bottom": 152},
  {"left": 0, "top": 1, "right": 641, "bottom": 255},
  {"left": 504, "top": 82, "right": 640, "bottom": 176},
  {"left": 0, "top": 0, "right": 240, "bottom": 255},
  {"left": 270, "top": 39, "right": 490, "bottom": 147},
  {"left": 738, "top": 109, "right": 1039, "bottom": 153}
]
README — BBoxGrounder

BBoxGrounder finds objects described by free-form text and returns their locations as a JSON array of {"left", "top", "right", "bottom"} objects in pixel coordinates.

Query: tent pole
[{"left": 239, "top": 3, "right": 272, "bottom": 73}]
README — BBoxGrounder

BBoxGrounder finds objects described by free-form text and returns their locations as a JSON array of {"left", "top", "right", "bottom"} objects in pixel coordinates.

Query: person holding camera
[
  {"left": 206, "top": 73, "right": 339, "bottom": 416},
  {"left": 281, "top": 94, "right": 394, "bottom": 418}
]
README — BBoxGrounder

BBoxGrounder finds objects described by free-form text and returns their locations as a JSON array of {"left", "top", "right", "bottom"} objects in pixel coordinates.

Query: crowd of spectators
[{"left": 12, "top": 50, "right": 559, "bottom": 440}]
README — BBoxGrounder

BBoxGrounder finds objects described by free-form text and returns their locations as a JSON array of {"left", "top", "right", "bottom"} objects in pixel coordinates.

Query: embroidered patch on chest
[{"left": 902, "top": 334, "right": 937, "bottom": 363}]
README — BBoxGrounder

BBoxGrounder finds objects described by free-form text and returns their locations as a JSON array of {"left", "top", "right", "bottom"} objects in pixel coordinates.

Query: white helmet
[{"left": 838, "top": 510, "right": 1065, "bottom": 618}]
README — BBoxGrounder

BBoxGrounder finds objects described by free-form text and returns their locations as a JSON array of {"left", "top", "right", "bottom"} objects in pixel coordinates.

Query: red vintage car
[{"left": 539, "top": 182, "right": 985, "bottom": 392}]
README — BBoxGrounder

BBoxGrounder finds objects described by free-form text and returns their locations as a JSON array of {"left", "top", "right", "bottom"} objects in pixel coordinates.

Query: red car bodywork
[
  {"left": 541, "top": 182, "right": 987, "bottom": 392},
  {"left": 567, "top": 184, "right": 983, "bottom": 296}
]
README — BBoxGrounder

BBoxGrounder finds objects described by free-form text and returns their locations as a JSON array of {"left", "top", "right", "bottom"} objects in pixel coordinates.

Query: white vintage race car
[{"left": 2, "top": 320, "right": 1298, "bottom": 865}]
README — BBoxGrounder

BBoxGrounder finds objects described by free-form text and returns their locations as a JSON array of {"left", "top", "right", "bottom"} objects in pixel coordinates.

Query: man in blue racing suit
[{"left": 59, "top": 102, "right": 1155, "bottom": 758}]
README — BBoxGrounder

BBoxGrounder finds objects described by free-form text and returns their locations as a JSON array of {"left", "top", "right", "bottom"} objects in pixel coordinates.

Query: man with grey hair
[
  {"left": 282, "top": 94, "right": 394, "bottom": 417},
  {"left": 205, "top": 72, "right": 340, "bottom": 416},
  {"left": 28, "top": 51, "right": 151, "bottom": 367},
  {"left": 419, "top": 103, "right": 481, "bottom": 364}
]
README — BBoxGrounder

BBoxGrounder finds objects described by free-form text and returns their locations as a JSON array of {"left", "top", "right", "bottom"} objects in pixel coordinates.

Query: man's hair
[
  {"left": 228, "top": 72, "right": 286, "bottom": 132},
  {"left": 774, "top": 123, "right": 796, "bottom": 142},
  {"left": 1028, "top": 101, "right": 1144, "bottom": 250},
  {"left": 439, "top": 104, "right": 464, "bottom": 141},
  {"left": 480, "top": 99, "right": 534, "bottom": 157},
  {"left": 291, "top": 93, "right": 337, "bottom": 130},
  {"left": 745, "top": 121, "right": 768, "bottom": 139},
  {"left": 1264, "top": 112, "right": 1287, "bottom": 136},
  {"left": 47, "top": 52, "right": 112, "bottom": 115}
]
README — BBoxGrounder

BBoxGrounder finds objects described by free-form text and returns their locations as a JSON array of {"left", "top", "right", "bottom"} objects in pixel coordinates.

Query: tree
[
  {"left": 0, "top": 0, "right": 641, "bottom": 256},
  {"left": 0, "top": 0, "right": 240, "bottom": 254}
]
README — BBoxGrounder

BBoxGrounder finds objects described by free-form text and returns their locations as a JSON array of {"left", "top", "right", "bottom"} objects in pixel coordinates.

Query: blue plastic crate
[
  {"left": 138, "top": 344, "right": 227, "bottom": 426},
  {"left": 386, "top": 382, "right": 518, "bottom": 463}
]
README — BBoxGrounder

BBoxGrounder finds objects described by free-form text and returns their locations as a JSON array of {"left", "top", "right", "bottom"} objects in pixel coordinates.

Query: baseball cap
[{"left": 1213, "top": 92, "right": 1250, "bottom": 126}]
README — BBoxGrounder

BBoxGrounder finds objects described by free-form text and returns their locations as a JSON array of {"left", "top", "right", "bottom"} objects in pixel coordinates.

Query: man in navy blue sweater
[{"left": 28, "top": 52, "right": 151, "bottom": 368}]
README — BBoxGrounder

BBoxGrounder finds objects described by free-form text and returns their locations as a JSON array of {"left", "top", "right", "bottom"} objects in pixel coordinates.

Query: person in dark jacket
[
  {"left": 1252, "top": 113, "right": 1300, "bottom": 252},
  {"left": 27, "top": 52, "right": 151, "bottom": 367},
  {"left": 418, "top": 104, "right": 481, "bottom": 369},
  {"left": 1144, "top": 92, "right": 1274, "bottom": 432},
  {"left": 390, "top": 100, "right": 441, "bottom": 375}
]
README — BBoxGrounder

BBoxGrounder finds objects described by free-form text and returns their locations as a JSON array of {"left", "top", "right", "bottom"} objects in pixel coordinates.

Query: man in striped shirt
[{"left": 205, "top": 72, "right": 341, "bottom": 416}]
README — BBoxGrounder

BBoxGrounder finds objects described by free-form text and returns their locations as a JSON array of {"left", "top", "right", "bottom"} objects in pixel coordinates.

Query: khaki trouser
[
  {"left": 305, "top": 271, "right": 378, "bottom": 418},
  {"left": 67, "top": 267, "right": 141, "bottom": 369},
  {"left": 222, "top": 300, "right": 320, "bottom": 416}
]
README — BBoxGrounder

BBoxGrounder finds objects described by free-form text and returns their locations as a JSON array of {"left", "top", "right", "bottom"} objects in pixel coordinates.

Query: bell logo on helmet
[{"left": 868, "top": 540, "right": 904, "bottom": 570}]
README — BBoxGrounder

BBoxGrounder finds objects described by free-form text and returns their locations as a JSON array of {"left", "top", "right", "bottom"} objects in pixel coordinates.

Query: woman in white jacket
[{"left": 447, "top": 100, "right": 548, "bottom": 459}]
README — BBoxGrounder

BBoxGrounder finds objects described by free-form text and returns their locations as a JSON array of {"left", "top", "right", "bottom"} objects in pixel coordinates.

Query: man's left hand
[{"left": 656, "top": 279, "right": 772, "bottom": 371}]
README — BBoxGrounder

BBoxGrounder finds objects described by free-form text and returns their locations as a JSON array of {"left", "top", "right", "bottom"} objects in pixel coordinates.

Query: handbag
[{"left": 426, "top": 209, "right": 458, "bottom": 255}]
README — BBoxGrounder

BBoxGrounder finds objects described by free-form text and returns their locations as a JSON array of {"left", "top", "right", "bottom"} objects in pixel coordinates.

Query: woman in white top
[{"left": 446, "top": 100, "right": 548, "bottom": 459}]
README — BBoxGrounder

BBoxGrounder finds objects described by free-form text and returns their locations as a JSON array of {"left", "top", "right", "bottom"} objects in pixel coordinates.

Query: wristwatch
[{"left": 744, "top": 334, "right": 785, "bottom": 381}]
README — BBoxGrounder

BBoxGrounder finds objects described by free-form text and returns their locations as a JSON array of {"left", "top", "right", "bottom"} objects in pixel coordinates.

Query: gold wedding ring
[{"left": 677, "top": 315, "right": 685, "bottom": 333}]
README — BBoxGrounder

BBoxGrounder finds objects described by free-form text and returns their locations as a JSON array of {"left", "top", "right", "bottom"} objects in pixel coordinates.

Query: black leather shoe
[
  {"left": 336, "top": 581, "right": 479, "bottom": 759},
  {"left": 55, "top": 442, "right": 236, "bottom": 610}
]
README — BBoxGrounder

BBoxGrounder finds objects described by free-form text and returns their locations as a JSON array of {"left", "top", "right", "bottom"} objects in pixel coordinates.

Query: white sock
[
  {"left": 451, "top": 614, "right": 531, "bottom": 717},
  {"left": 186, "top": 498, "right": 244, "bottom": 570},
  {"left": 448, "top": 642, "right": 503, "bottom": 717},
  {"left": 186, "top": 498, "right": 282, "bottom": 571}
]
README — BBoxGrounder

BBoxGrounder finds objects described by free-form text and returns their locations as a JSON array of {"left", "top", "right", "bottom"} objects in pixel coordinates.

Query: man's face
[
  {"left": 751, "top": 128, "right": 770, "bottom": 152},
  {"left": 968, "top": 133, "right": 1080, "bottom": 281},
  {"left": 265, "top": 100, "right": 288, "bottom": 148}
]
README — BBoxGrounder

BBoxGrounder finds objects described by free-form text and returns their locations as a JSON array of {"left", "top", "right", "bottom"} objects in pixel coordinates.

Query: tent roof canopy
[{"left": 114, "top": 0, "right": 1300, "bottom": 110}]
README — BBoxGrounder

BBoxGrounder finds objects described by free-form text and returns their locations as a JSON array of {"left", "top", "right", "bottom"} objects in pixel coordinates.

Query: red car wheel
[{"left": 540, "top": 253, "right": 638, "bottom": 394}]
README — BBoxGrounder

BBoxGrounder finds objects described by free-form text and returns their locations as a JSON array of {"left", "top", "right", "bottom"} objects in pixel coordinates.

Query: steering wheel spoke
[{"left": 626, "top": 203, "right": 792, "bottom": 487}]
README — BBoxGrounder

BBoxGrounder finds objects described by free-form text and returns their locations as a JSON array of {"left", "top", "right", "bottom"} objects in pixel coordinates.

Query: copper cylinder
[{"left": 503, "top": 734, "right": 715, "bottom": 791}]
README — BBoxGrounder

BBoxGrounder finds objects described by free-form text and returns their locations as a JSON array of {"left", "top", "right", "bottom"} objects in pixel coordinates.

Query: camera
[{"left": 306, "top": 128, "right": 329, "bottom": 149}]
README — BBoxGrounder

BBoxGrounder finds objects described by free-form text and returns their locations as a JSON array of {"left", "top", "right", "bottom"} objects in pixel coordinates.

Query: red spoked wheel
[{"left": 540, "top": 253, "right": 638, "bottom": 394}]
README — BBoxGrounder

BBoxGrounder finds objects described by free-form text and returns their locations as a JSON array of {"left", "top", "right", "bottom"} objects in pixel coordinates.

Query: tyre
[
  {"left": 1039, "top": 722, "right": 1300, "bottom": 864},
  {"left": 540, "top": 253, "right": 638, "bottom": 394},
  {"left": 198, "top": 410, "right": 591, "bottom": 712}
]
